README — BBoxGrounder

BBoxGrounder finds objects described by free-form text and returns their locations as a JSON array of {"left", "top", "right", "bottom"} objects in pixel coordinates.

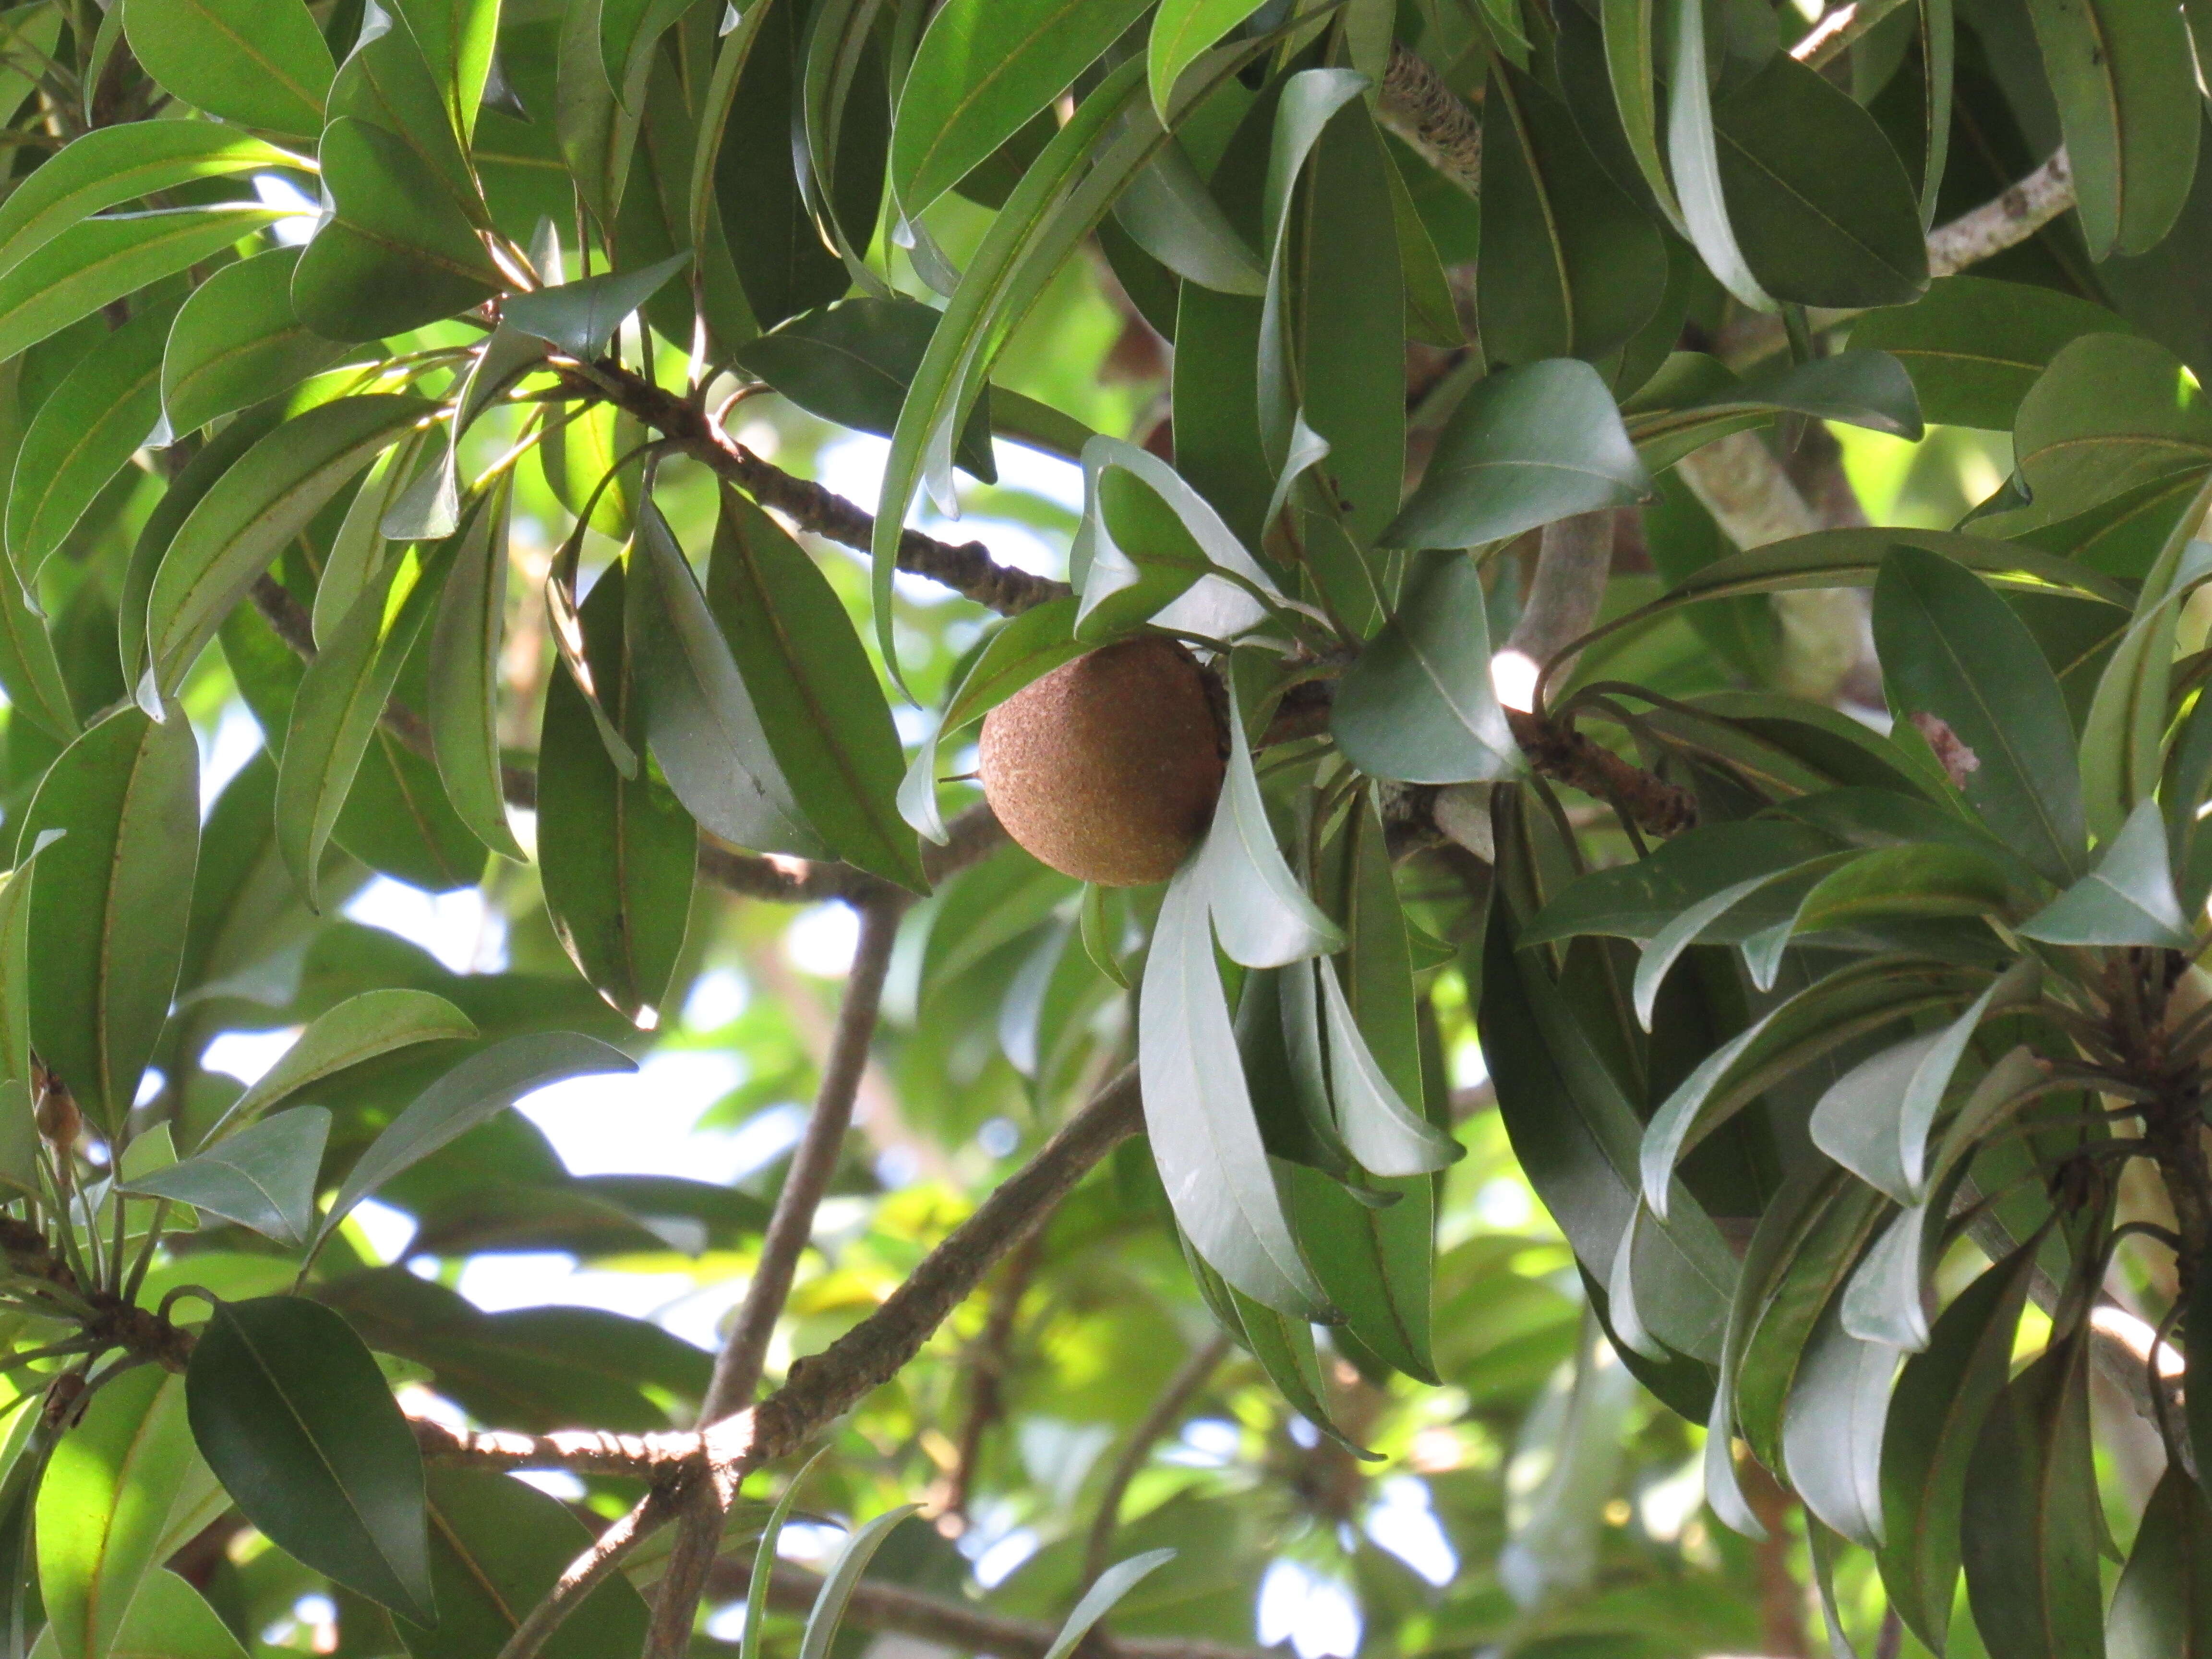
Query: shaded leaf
[
  {"left": 2020, "top": 797, "right": 2191, "bottom": 948},
  {"left": 1332, "top": 550, "right": 1521, "bottom": 784},
  {"left": 122, "top": 1108, "right": 331, "bottom": 1247},
  {"left": 503, "top": 251, "right": 690, "bottom": 359}
]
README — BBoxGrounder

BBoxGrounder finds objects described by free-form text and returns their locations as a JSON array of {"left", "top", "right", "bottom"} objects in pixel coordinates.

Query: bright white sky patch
[
  {"left": 1257, "top": 1561, "right": 1362, "bottom": 1659},
  {"left": 1366, "top": 1477, "right": 1458, "bottom": 1587},
  {"left": 200, "top": 1027, "right": 302, "bottom": 1086},
  {"left": 345, "top": 878, "right": 508, "bottom": 974},
  {"left": 785, "top": 903, "right": 859, "bottom": 977}
]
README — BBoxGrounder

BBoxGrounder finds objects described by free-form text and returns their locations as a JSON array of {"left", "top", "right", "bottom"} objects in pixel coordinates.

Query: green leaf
[
  {"left": 2019, "top": 796, "right": 2193, "bottom": 948},
  {"left": 36, "top": 1367, "right": 196, "bottom": 1659},
  {"left": 2025, "top": 0, "right": 2200, "bottom": 259},
  {"left": 2111, "top": 1468, "right": 2212, "bottom": 1659},
  {"left": 221, "top": 989, "right": 477, "bottom": 1139},
  {"left": 186, "top": 1296, "right": 435, "bottom": 1623},
  {"left": 146, "top": 394, "right": 432, "bottom": 698},
  {"left": 706, "top": 488, "right": 923, "bottom": 890},
  {"left": 1962, "top": 1334, "right": 2105, "bottom": 1659},
  {"left": 2015, "top": 334, "right": 2212, "bottom": 527},
  {"left": 315, "top": 1032, "right": 637, "bottom": 1250},
  {"left": 7, "top": 289, "right": 180, "bottom": 583},
  {"left": 389, "top": 0, "right": 499, "bottom": 142},
  {"left": 162, "top": 248, "right": 349, "bottom": 437},
  {"left": 1148, "top": 0, "right": 1267, "bottom": 118},
  {"left": 627, "top": 504, "right": 823, "bottom": 858},
  {"left": 20, "top": 706, "right": 198, "bottom": 1134},
  {"left": 796, "top": 1507, "right": 922, "bottom": 1659},
  {"left": 1316, "top": 957, "right": 1457, "bottom": 1176},
  {"left": 892, "top": 0, "right": 1151, "bottom": 217},
  {"left": 1712, "top": 53, "right": 1928, "bottom": 309},
  {"left": 291, "top": 119, "right": 505, "bottom": 342},
  {"left": 401, "top": 1469, "right": 649, "bottom": 1659},
  {"left": 1114, "top": 138, "right": 1266, "bottom": 298},
  {"left": 122, "top": 0, "right": 334, "bottom": 136},
  {"left": 539, "top": 560, "right": 695, "bottom": 1027},
  {"left": 1850, "top": 277, "right": 2139, "bottom": 432},
  {"left": 276, "top": 541, "right": 455, "bottom": 909},
  {"left": 1625, "top": 350, "right": 1926, "bottom": 467},
  {"left": 31, "top": 1572, "right": 247, "bottom": 1659},
  {"left": 1665, "top": 0, "right": 1769, "bottom": 310},
  {"left": 503, "top": 251, "right": 690, "bottom": 360},
  {"left": 733, "top": 299, "right": 998, "bottom": 482},
  {"left": 1140, "top": 865, "right": 1330, "bottom": 1318},
  {"left": 1529, "top": 818, "right": 1844, "bottom": 942},
  {"left": 1285, "top": 1160, "right": 1436, "bottom": 1382},
  {"left": 122, "top": 1107, "right": 330, "bottom": 1246},
  {"left": 1043, "top": 1551, "right": 1177, "bottom": 1659},
  {"left": 1874, "top": 545, "right": 2086, "bottom": 885},
  {"left": 1597, "top": 0, "right": 1685, "bottom": 232},
  {"left": 0, "top": 125, "right": 306, "bottom": 281},
  {"left": 0, "top": 557, "right": 78, "bottom": 744},
  {"left": 733, "top": 1452, "right": 827, "bottom": 1659},
  {"left": 425, "top": 490, "right": 525, "bottom": 860},
  {"left": 1478, "top": 59, "right": 1666, "bottom": 367},
  {"left": 0, "top": 206, "right": 285, "bottom": 368},
  {"left": 1381, "top": 359, "right": 1649, "bottom": 550},
  {"left": 1332, "top": 550, "right": 1520, "bottom": 784},
  {"left": 1780, "top": 1301, "right": 1899, "bottom": 1550},
  {"left": 1070, "top": 437, "right": 1285, "bottom": 643}
]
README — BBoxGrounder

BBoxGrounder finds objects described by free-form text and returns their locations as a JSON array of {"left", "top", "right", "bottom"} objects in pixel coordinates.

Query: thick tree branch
[
  {"left": 1499, "top": 510, "right": 1617, "bottom": 709},
  {"left": 1378, "top": 45, "right": 1479, "bottom": 198},
  {"left": 698, "top": 1555, "right": 1273, "bottom": 1659},
  {"left": 1927, "top": 148, "right": 2076, "bottom": 279},
  {"left": 571, "top": 360, "right": 1070, "bottom": 617},
  {"left": 1080, "top": 1331, "right": 1233, "bottom": 1589}
]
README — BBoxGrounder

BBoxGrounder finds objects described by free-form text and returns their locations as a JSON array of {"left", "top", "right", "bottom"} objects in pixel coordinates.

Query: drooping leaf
[
  {"left": 796, "top": 1507, "right": 922, "bottom": 1659},
  {"left": 2019, "top": 796, "right": 2193, "bottom": 948},
  {"left": 162, "top": 250, "right": 350, "bottom": 440},
  {"left": 425, "top": 487, "right": 526, "bottom": 860},
  {"left": 314, "top": 1032, "right": 637, "bottom": 1249},
  {"left": 36, "top": 1367, "right": 195, "bottom": 1659},
  {"left": 122, "top": 1108, "right": 331, "bottom": 1247},
  {"left": 187, "top": 1296, "right": 435, "bottom": 1623},
  {"left": 1148, "top": 0, "right": 1267, "bottom": 117},
  {"left": 706, "top": 488, "right": 923, "bottom": 890},
  {"left": 2111, "top": 1468, "right": 2212, "bottom": 1659},
  {"left": 627, "top": 505, "right": 824, "bottom": 858},
  {"left": 1382, "top": 359, "right": 1650, "bottom": 550},
  {"left": 19, "top": 705, "right": 198, "bottom": 1134},
  {"left": 122, "top": 0, "right": 335, "bottom": 136},
  {"left": 1332, "top": 549, "right": 1521, "bottom": 784}
]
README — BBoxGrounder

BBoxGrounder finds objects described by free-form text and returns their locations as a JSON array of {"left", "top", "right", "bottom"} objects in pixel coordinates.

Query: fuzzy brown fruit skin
[{"left": 978, "top": 637, "right": 1226, "bottom": 887}]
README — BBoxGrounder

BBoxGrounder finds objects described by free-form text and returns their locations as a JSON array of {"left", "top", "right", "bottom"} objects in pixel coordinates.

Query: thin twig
[
  {"left": 645, "top": 893, "right": 908, "bottom": 1655},
  {"left": 1080, "top": 1332, "right": 1233, "bottom": 1589},
  {"left": 1790, "top": 0, "right": 1912, "bottom": 68},
  {"left": 497, "top": 1490, "right": 674, "bottom": 1659}
]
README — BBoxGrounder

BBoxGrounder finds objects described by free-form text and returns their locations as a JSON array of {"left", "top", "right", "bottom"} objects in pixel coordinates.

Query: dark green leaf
[
  {"left": 1874, "top": 545, "right": 2086, "bottom": 884},
  {"left": 2019, "top": 797, "right": 2193, "bottom": 948},
  {"left": 20, "top": 705, "right": 197, "bottom": 1133},
  {"left": 425, "top": 489, "right": 525, "bottom": 860},
  {"left": 2112, "top": 1468, "right": 2212, "bottom": 1659},
  {"left": 1382, "top": 359, "right": 1650, "bottom": 550},
  {"left": 122, "top": 0, "right": 334, "bottom": 136},
  {"left": 707, "top": 488, "right": 922, "bottom": 890},
  {"left": 503, "top": 251, "right": 690, "bottom": 360},
  {"left": 2014, "top": 333, "right": 2212, "bottom": 526},
  {"left": 162, "top": 248, "right": 349, "bottom": 437},
  {"left": 186, "top": 1296, "right": 435, "bottom": 1623},
  {"left": 1333, "top": 550, "right": 1521, "bottom": 784},
  {"left": 122, "top": 1107, "right": 331, "bottom": 1247},
  {"left": 1851, "top": 277, "right": 2139, "bottom": 432}
]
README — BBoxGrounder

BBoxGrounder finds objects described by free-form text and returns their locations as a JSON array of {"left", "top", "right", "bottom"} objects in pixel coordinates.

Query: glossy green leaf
[
  {"left": 146, "top": 394, "right": 432, "bottom": 697},
  {"left": 20, "top": 706, "right": 197, "bottom": 1133},
  {"left": 1070, "top": 437, "right": 1286, "bottom": 642},
  {"left": 0, "top": 126, "right": 305, "bottom": 282},
  {"left": 36, "top": 1366, "right": 195, "bottom": 1659},
  {"left": 29, "top": 1572, "right": 246, "bottom": 1659},
  {"left": 276, "top": 541, "right": 455, "bottom": 909},
  {"left": 162, "top": 249, "right": 350, "bottom": 437},
  {"left": 2111, "top": 1468, "right": 2212, "bottom": 1659},
  {"left": 1114, "top": 138, "right": 1266, "bottom": 297},
  {"left": 1479, "top": 59, "right": 1666, "bottom": 367},
  {"left": 122, "top": 0, "right": 334, "bottom": 136},
  {"left": 893, "top": 0, "right": 1150, "bottom": 217},
  {"left": 401, "top": 1468, "right": 649, "bottom": 1659},
  {"left": 1781, "top": 1305, "right": 1899, "bottom": 1550},
  {"left": 122, "top": 1107, "right": 330, "bottom": 1247},
  {"left": 504, "top": 251, "right": 690, "bottom": 360},
  {"left": 734, "top": 298, "right": 997, "bottom": 481},
  {"left": 7, "top": 289, "right": 180, "bottom": 583},
  {"left": 2025, "top": 0, "right": 2200, "bottom": 259},
  {"left": 707, "top": 488, "right": 922, "bottom": 890},
  {"left": 292, "top": 119, "right": 505, "bottom": 342},
  {"left": 186, "top": 1296, "right": 435, "bottom": 1623},
  {"left": 1148, "top": 0, "right": 1267, "bottom": 117},
  {"left": 316, "top": 1032, "right": 637, "bottom": 1248},
  {"left": 1333, "top": 550, "right": 1521, "bottom": 784},
  {"left": 390, "top": 0, "right": 499, "bottom": 141},
  {"left": 0, "top": 206, "right": 285, "bottom": 368},
  {"left": 1962, "top": 1335, "right": 2105, "bottom": 1659},
  {"left": 1317, "top": 957, "right": 1457, "bottom": 1177},
  {"left": 1713, "top": 53, "right": 1928, "bottom": 309},
  {"left": 627, "top": 504, "right": 823, "bottom": 857},
  {"left": 1597, "top": 0, "right": 1685, "bottom": 231},
  {"left": 1851, "top": 277, "right": 2140, "bottom": 432},
  {"left": 1140, "top": 866, "right": 1330, "bottom": 1317},
  {"left": 328, "top": 0, "right": 490, "bottom": 238},
  {"left": 2019, "top": 796, "right": 2193, "bottom": 948},
  {"left": 540, "top": 560, "right": 695, "bottom": 1026},
  {"left": 1665, "top": 0, "right": 1769, "bottom": 309},
  {"left": 1382, "top": 359, "right": 1649, "bottom": 550},
  {"left": 1285, "top": 1161, "right": 1433, "bottom": 1382},
  {"left": 425, "top": 490, "right": 526, "bottom": 860},
  {"left": 1874, "top": 544, "right": 2086, "bottom": 884}
]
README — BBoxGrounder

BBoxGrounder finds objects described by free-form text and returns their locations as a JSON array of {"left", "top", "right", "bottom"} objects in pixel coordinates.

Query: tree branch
[
  {"left": 497, "top": 1490, "right": 673, "bottom": 1659},
  {"left": 1927, "top": 148, "right": 2076, "bottom": 279},
  {"left": 697, "top": 1554, "right": 1273, "bottom": 1659},
  {"left": 571, "top": 360, "right": 1070, "bottom": 617},
  {"left": 1080, "top": 1331, "right": 1233, "bottom": 1589},
  {"left": 1377, "top": 44, "right": 1479, "bottom": 199}
]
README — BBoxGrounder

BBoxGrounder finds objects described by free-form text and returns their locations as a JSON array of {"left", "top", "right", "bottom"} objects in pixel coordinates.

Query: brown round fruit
[{"left": 978, "top": 637, "right": 1226, "bottom": 887}]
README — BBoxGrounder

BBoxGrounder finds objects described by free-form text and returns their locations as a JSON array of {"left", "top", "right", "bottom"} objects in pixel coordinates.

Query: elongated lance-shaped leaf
[
  {"left": 209, "top": 988, "right": 475, "bottom": 1142},
  {"left": 1148, "top": 0, "right": 1267, "bottom": 117},
  {"left": 504, "top": 252, "right": 690, "bottom": 360},
  {"left": 1892, "top": 957, "right": 2041, "bottom": 1200},
  {"left": 1043, "top": 1551, "right": 1177, "bottom": 1659},
  {"left": 425, "top": 484, "right": 527, "bottom": 860},
  {"left": 797, "top": 1506, "right": 920, "bottom": 1659},
  {"left": 1070, "top": 435, "right": 1287, "bottom": 642},
  {"left": 1665, "top": 0, "right": 1770, "bottom": 310},
  {"left": 736, "top": 1449, "right": 830, "bottom": 1659},
  {"left": 1632, "top": 866, "right": 1811, "bottom": 1031},
  {"left": 1597, "top": 0, "right": 1686, "bottom": 232},
  {"left": 1315, "top": 956, "right": 1457, "bottom": 1176},
  {"left": 1140, "top": 866, "right": 1331, "bottom": 1318},
  {"left": 1781, "top": 1299, "right": 1899, "bottom": 1549},
  {"left": 2111, "top": 1467, "right": 2212, "bottom": 1659}
]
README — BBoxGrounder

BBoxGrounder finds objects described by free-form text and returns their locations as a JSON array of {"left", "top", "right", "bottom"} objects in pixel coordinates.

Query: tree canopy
[{"left": 0, "top": 0, "right": 2200, "bottom": 1654}]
